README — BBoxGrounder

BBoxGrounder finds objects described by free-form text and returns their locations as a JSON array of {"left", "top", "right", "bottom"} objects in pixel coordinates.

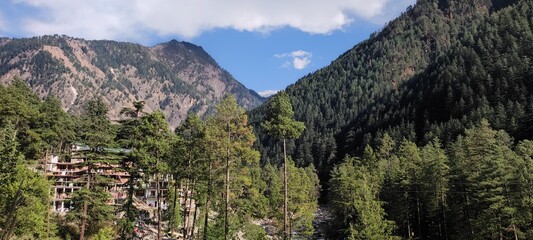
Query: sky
[{"left": 0, "top": 0, "right": 415, "bottom": 97}]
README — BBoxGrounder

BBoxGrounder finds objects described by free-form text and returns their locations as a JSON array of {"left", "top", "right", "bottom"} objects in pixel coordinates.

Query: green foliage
[
  {"left": 340, "top": 0, "right": 533, "bottom": 155},
  {"left": 260, "top": 159, "right": 320, "bottom": 238},
  {"left": 203, "top": 95, "right": 264, "bottom": 238},
  {"left": 447, "top": 120, "right": 527, "bottom": 239},
  {"left": 90, "top": 227, "right": 115, "bottom": 240},
  {"left": 329, "top": 120, "right": 533, "bottom": 239},
  {"left": 262, "top": 163, "right": 283, "bottom": 219},
  {"left": 262, "top": 91, "right": 305, "bottom": 140},
  {"left": 167, "top": 113, "right": 208, "bottom": 236},
  {"left": 329, "top": 157, "right": 398, "bottom": 240},
  {"left": 0, "top": 79, "right": 44, "bottom": 159},
  {"left": 65, "top": 187, "right": 114, "bottom": 239},
  {"left": 287, "top": 159, "right": 319, "bottom": 238},
  {"left": 243, "top": 221, "right": 268, "bottom": 240},
  {"left": 3, "top": 2, "right": 533, "bottom": 239},
  {"left": 251, "top": 1, "right": 533, "bottom": 200},
  {"left": 248, "top": 2, "right": 533, "bottom": 237},
  {"left": 0, "top": 122, "right": 50, "bottom": 240},
  {"left": 78, "top": 96, "right": 115, "bottom": 148},
  {"left": 261, "top": 90, "right": 308, "bottom": 239},
  {"left": 35, "top": 95, "right": 75, "bottom": 150}
]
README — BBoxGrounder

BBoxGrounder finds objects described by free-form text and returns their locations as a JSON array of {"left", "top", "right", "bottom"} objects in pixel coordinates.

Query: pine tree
[
  {"left": 449, "top": 120, "right": 521, "bottom": 239},
  {"left": 261, "top": 91, "right": 305, "bottom": 239},
  {"left": 171, "top": 113, "right": 208, "bottom": 238},
  {"left": 66, "top": 186, "right": 114, "bottom": 239},
  {"left": 420, "top": 139, "right": 449, "bottom": 239},
  {"left": 137, "top": 112, "right": 172, "bottom": 240},
  {"left": 77, "top": 96, "right": 115, "bottom": 240},
  {"left": 208, "top": 95, "right": 260, "bottom": 239},
  {"left": 329, "top": 157, "right": 398, "bottom": 240},
  {"left": 0, "top": 122, "right": 49, "bottom": 240},
  {"left": 116, "top": 100, "right": 146, "bottom": 239}
]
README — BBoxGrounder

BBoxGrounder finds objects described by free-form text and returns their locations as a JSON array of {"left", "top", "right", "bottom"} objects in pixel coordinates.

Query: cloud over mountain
[{"left": 4, "top": 0, "right": 415, "bottom": 40}]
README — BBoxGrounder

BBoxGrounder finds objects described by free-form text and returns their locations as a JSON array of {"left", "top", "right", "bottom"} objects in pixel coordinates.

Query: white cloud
[
  {"left": 257, "top": 90, "right": 279, "bottom": 98},
  {"left": 291, "top": 50, "right": 310, "bottom": 58},
  {"left": 276, "top": 50, "right": 312, "bottom": 70},
  {"left": 9, "top": 0, "right": 414, "bottom": 40},
  {"left": 293, "top": 56, "right": 311, "bottom": 70}
]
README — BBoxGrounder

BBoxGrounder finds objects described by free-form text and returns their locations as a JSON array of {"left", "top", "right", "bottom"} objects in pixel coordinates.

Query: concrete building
[{"left": 44, "top": 144, "right": 133, "bottom": 213}]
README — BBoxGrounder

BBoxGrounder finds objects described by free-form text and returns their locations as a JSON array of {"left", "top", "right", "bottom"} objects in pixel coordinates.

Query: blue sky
[{"left": 0, "top": 0, "right": 415, "bottom": 96}]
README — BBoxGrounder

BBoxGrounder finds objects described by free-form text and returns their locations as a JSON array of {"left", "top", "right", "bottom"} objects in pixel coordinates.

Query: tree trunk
[
  {"left": 441, "top": 193, "right": 448, "bottom": 240},
  {"left": 497, "top": 219, "right": 503, "bottom": 240},
  {"left": 513, "top": 223, "right": 519, "bottom": 240},
  {"left": 183, "top": 149, "right": 193, "bottom": 239},
  {"left": 203, "top": 162, "right": 212, "bottom": 240},
  {"left": 225, "top": 122, "right": 231, "bottom": 240},
  {"left": 45, "top": 149, "right": 51, "bottom": 240},
  {"left": 182, "top": 179, "right": 190, "bottom": 239},
  {"left": 3, "top": 211, "right": 18, "bottom": 240},
  {"left": 191, "top": 199, "right": 199, "bottom": 240},
  {"left": 289, "top": 214, "right": 292, "bottom": 240},
  {"left": 225, "top": 149, "right": 230, "bottom": 240},
  {"left": 465, "top": 193, "right": 474, "bottom": 240},
  {"left": 203, "top": 196, "right": 210, "bottom": 240},
  {"left": 185, "top": 181, "right": 196, "bottom": 239},
  {"left": 123, "top": 172, "right": 136, "bottom": 239},
  {"left": 156, "top": 172, "right": 162, "bottom": 240},
  {"left": 170, "top": 176, "right": 179, "bottom": 233},
  {"left": 416, "top": 186, "right": 422, "bottom": 239},
  {"left": 283, "top": 138, "right": 288, "bottom": 240},
  {"left": 406, "top": 192, "right": 411, "bottom": 240},
  {"left": 407, "top": 221, "right": 412, "bottom": 240},
  {"left": 80, "top": 168, "right": 91, "bottom": 240}
]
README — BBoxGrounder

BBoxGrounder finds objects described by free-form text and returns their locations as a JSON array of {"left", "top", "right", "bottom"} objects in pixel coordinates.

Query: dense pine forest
[
  {"left": 2, "top": 0, "right": 533, "bottom": 239},
  {"left": 249, "top": 0, "right": 533, "bottom": 239}
]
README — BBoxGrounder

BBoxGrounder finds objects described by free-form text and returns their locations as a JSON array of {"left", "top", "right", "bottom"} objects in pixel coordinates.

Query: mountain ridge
[
  {"left": 0, "top": 35, "right": 264, "bottom": 128},
  {"left": 250, "top": 0, "right": 528, "bottom": 172}
]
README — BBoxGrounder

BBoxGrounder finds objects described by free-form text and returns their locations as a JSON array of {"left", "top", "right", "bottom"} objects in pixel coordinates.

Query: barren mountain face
[{"left": 0, "top": 36, "right": 263, "bottom": 128}]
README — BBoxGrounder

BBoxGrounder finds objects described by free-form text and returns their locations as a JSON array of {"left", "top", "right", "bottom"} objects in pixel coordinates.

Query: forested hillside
[
  {"left": 251, "top": 0, "right": 529, "bottom": 175},
  {"left": 250, "top": 0, "right": 533, "bottom": 238},
  {"left": 339, "top": 0, "right": 533, "bottom": 157},
  {"left": 0, "top": 36, "right": 264, "bottom": 128}
]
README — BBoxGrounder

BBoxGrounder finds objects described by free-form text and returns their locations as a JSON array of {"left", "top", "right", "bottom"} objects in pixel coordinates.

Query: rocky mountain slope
[{"left": 0, "top": 36, "right": 264, "bottom": 128}]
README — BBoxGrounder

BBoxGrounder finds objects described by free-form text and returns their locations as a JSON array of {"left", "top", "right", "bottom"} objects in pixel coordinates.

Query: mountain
[
  {"left": 250, "top": 0, "right": 530, "bottom": 172},
  {"left": 0, "top": 36, "right": 264, "bottom": 128},
  {"left": 338, "top": 0, "right": 533, "bottom": 155}
]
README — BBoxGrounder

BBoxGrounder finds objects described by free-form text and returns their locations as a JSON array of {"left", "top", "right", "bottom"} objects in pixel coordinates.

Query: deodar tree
[
  {"left": 76, "top": 96, "right": 115, "bottom": 240},
  {"left": 261, "top": 91, "right": 304, "bottom": 239},
  {"left": 136, "top": 111, "right": 172, "bottom": 240},
  {"left": 0, "top": 122, "right": 49, "bottom": 240},
  {"left": 170, "top": 113, "right": 208, "bottom": 239},
  {"left": 208, "top": 95, "right": 260, "bottom": 239}
]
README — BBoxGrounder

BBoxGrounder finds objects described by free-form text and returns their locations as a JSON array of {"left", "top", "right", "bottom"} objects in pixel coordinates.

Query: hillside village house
[{"left": 43, "top": 144, "right": 173, "bottom": 213}]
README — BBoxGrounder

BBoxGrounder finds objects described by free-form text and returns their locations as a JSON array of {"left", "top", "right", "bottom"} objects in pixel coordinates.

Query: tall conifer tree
[{"left": 262, "top": 91, "right": 305, "bottom": 239}]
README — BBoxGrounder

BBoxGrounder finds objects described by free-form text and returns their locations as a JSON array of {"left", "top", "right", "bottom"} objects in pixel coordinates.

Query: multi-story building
[
  {"left": 138, "top": 175, "right": 171, "bottom": 210},
  {"left": 43, "top": 143, "right": 199, "bottom": 236},
  {"left": 45, "top": 144, "right": 133, "bottom": 213}
]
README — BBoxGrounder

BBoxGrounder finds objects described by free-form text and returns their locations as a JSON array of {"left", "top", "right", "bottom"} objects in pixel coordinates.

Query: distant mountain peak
[
  {"left": 0, "top": 36, "right": 264, "bottom": 128},
  {"left": 154, "top": 39, "right": 218, "bottom": 67}
]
